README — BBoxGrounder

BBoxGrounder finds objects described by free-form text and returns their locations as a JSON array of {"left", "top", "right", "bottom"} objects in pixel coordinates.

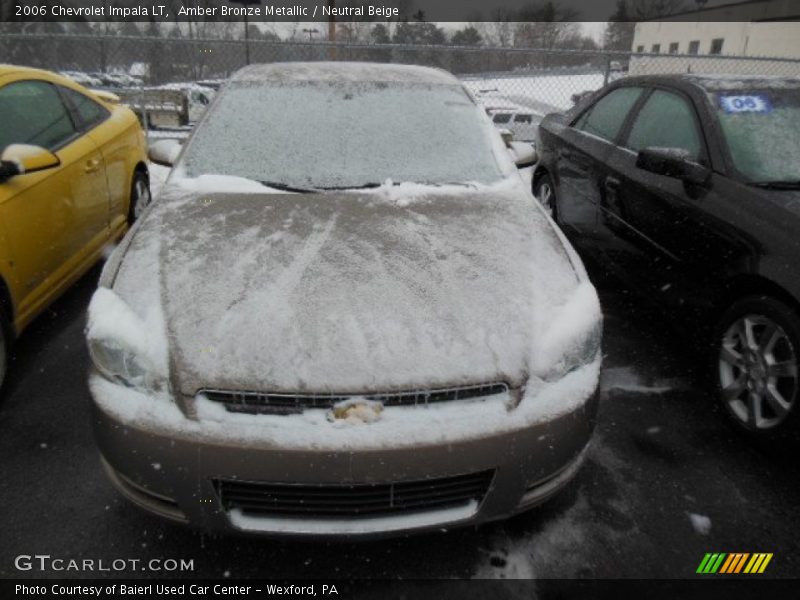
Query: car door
[
  {"left": 554, "top": 86, "right": 644, "bottom": 242},
  {"left": 56, "top": 84, "right": 115, "bottom": 257},
  {"left": 59, "top": 85, "right": 130, "bottom": 236},
  {"left": 598, "top": 86, "right": 734, "bottom": 312},
  {"left": 0, "top": 79, "right": 108, "bottom": 325}
]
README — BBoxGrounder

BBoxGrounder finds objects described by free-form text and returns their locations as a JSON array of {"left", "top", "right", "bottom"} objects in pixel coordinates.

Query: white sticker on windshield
[{"left": 719, "top": 95, "right": 771, "bottom": 113}]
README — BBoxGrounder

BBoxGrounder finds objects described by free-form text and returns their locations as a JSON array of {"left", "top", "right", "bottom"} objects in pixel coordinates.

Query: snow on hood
[{"left": 101, "top": 178, "right": 590, "bottom": 395}]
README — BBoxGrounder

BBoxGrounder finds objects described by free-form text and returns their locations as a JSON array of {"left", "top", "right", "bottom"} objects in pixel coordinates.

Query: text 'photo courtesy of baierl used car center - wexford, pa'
[{"left": 2, "top": 0, "right": 800, "bottom": 598}]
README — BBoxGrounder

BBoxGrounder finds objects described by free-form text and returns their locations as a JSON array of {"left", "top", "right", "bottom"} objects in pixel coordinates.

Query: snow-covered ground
[
  {"left": 473, "top": 365, "right": 694, "bottom": 580},
  {"left": 148, "top": 162, "right": 171, "bottom": 198}
]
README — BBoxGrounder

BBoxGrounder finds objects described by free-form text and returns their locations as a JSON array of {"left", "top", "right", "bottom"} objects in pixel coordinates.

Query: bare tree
[
  {"left": 631, "top": 0, "right": 686, "bottom": 18},
  {"left": 470, "top": 7, "right": 516, "bottom": 47},
  {"left": 513, "top": 1, "right": 581, "bottom": 50}
]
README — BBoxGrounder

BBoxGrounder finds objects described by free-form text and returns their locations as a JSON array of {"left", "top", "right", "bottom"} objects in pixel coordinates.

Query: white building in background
[{"left": 629, "top": 0, "right": 800, "bottom": 76}]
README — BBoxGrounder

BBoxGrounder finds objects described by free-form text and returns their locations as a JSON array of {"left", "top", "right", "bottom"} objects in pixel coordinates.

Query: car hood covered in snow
[{"left": 105, "top": 178, "right": 583, "bottom": 395}]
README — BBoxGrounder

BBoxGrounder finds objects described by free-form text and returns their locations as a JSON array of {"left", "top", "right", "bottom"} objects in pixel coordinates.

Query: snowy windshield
[
  {"left": 180, "top": 81, "right": 505, "bottom": 189},
  {"left": 712, "top": 87, "right": 800, "bottom": 183}
]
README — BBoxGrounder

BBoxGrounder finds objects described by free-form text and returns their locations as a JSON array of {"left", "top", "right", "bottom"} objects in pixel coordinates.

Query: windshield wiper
[
  {"left": 319, "top": 181, "right": 481, "bottom": 191},
  {"left": 749, "top": 180, "right": 800, "bottom": 190},
  {"left": 259, "top": 180, "right": 320, "bottom": 193},
  {"left": 319, "top": 183, "right": 383, "bottom": 190}
]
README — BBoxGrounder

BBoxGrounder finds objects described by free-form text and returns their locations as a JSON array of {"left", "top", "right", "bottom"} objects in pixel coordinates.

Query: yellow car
[{"left": 0, "top": 65, "right": 150, "bottom": 389}]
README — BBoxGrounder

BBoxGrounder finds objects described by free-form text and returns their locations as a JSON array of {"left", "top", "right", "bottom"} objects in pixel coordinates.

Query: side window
[
  {"left": 514, "top": 114, "right": 532, "bottom": 124},
  {"left": 625, "top": 89, "right": 702, "bottom": 159},
  {"left": 573, "top": 87, "right": 644, "bottom": 143},
  {"left": 59, "top": 86, "right": 109, "bottom": 130},
  {"left": 492, "top": 113, "right": 511, "bottom": 124},
  {"left": 0, "top": 80, "right": 76, "bottom": 151}
]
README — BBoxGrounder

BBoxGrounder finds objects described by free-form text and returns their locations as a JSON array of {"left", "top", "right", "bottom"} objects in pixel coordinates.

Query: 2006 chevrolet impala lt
[{"left": 86, "top": 62, "right": 602, "bottom": 537}]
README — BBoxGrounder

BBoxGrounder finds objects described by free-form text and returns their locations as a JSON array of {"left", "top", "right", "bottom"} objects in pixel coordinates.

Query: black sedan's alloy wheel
[
  {"left": 716, "top": 296, "right": 800, "bottom": 436},
  {"left": 533, "top": 174, "right": 557, "bottom": 219}
]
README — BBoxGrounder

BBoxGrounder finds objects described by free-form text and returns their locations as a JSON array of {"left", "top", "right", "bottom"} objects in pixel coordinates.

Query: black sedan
[{"left": 533, "top": 74, "right": 800, "bottom": 439}]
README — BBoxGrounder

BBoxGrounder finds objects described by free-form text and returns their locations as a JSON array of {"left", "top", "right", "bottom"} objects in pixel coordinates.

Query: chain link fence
[{"left": 3, "top": 31, "right": 800, "bottom": 137}]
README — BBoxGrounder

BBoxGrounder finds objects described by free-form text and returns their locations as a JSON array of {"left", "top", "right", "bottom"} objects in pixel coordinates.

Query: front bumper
[{"left": 89, "top": 361, "right": 600, "bottom": 538}]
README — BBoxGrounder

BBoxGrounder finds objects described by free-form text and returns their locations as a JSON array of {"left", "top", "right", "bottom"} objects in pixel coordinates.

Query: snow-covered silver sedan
[{"left": 86, "top": 63, "right": 602, "bottom": 537}]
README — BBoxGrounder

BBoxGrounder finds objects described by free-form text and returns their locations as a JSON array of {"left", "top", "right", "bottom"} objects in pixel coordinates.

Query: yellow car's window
[
  {"left": 0, "top": 80, "right": 77, "bottom": 151},
  {"left": 60, "top": 86, "right": 108, "bottom": 130}
]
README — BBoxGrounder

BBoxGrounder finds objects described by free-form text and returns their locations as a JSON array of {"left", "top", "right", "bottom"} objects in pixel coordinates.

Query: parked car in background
[
  {"left": 58, "top": 70, "right": 103, "bottom": 88},
  {"left": 154, "top": 82, "right": 215, "bottom": 123},
  {"left": 473, "top": 90, "right": 542, "bottom": 143},
  {"left": 487, "top": 106, "right": 541, "bottom": 142},
  {"left": 0, "top": 64, "right": 150, "bottom": 390},
  {"left": 87, "top": 62, "right": 601, "bottom": 537},
  {"left": 534, "top": 74, "right": 800, "bottom": 439}
]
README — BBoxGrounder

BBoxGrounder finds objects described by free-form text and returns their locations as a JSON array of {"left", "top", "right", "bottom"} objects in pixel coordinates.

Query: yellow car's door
[
  {"left": 59, "top": 86, "right": 135, "bottom": 235},
  {"left": 0, "top": 79, "right": 109, "bottom": 330},
  {"left": 52, "top": 85, "right": 113, "bottom": 260}
]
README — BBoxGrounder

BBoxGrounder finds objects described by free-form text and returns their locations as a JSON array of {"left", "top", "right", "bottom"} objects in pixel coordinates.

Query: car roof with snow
[
  {"left": 0, "top": 64, "right": 51, "bottom": 79},
  {"left": 617, "top": 73, "right": 800, "bottom": 92},
  {"left": 230, "top": 62, "right": 460, "bottom": 86}
]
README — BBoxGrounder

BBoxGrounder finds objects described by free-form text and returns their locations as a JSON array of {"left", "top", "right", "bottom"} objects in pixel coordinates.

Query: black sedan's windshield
[
  {"left": 181, "top": 81, "right": 505, "bottom": 189},
  {"left": 711, "top": 87, "right": 800, "bottom": 184}
]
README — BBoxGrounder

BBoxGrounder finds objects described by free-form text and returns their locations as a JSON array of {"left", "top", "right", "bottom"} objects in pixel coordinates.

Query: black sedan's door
[
  {"left": 553, "top": 86, "right": 644, "bottom": 243},
  {"left": 597, "top": 87, "right": 737, "bottom": 314}
]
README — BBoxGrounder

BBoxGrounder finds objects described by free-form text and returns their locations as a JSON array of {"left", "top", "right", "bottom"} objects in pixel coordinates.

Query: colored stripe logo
[{"left": 697, "top": 553, "right": 773, "bottom": 574}]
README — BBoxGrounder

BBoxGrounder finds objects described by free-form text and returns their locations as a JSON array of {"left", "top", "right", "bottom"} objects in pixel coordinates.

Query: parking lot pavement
[{"left": 1, "top": 265, "right": 799, "bottom": 582}]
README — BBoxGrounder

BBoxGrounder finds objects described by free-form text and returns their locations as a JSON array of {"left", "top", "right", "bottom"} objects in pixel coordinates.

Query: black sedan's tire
[
  {"left": 533, "top": 172, "right": 557, "bottom": 220},
  {"left": 713, "top": 295, "right": 800, "bottom": 439},
  {"left": 128, "top": 170, "right": 152, "bottom": 226}
]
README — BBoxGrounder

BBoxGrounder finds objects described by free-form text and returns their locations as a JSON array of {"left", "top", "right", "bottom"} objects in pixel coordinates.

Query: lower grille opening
[{"left": 214, "top": 470, "right": 494, "bottom": 519}]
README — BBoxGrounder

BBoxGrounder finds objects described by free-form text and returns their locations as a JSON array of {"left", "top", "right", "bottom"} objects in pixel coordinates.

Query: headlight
[
  {"left": 540, "top": 318, "right": 602, "bottom": 381},
  {"left": 88, "top": 337, "right": 159, "bottom": 391},
  {"left": 86, "top": 287, "right": 168, "bottom": 393},
  {"left": 530, "top": 282, "right": 603, "bottom": 381}
]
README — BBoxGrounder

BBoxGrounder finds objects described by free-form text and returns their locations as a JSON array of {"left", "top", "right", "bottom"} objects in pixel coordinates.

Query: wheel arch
[
  {"left": 532, "top": 165, "right": 551, "bottom": 189},
  {"left": 715, "top": 275, "right": 800, "bottom": 321},
  {"left": 133, "top": 161, "right": 149, "bottom": 182}
]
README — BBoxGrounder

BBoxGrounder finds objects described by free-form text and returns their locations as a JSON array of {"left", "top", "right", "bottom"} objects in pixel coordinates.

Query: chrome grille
[
  {"left": 214, "top": 470, "right": 494, "bottom": 518},
  {"left": 201, "top": 383, "right": 509, "bottom": 415}
]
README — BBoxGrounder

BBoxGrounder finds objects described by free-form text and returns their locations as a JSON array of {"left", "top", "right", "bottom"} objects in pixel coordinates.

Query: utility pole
[
  {"left": 328, "top": 0, "right": 337, "bottom": 60},
  {"left": 232, "top": 0, "right": 260, "bottom": 65}
]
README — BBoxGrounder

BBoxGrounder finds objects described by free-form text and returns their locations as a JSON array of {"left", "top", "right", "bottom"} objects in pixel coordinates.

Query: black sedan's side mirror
[{"left": 636, "top": 147, "right": 710, "bottom": 186}]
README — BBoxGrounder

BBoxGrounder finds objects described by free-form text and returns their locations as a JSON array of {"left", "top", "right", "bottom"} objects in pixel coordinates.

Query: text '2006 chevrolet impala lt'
[{"left": 85, "top": 62, "right": 602, "bottom": 537}]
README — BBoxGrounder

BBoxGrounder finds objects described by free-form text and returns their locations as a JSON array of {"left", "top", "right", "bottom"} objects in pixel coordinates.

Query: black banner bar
[
  {"left": 3, "top": 0, "right": 800, "bottom": 23},
  {"left": 5, "top": 579, "right": 800, "bottom": 600}
]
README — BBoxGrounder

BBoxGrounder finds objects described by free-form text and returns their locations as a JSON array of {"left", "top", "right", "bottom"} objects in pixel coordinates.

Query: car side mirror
[
  {"left": 148, "top": 139, "right": 182, "bottom": 167},
  {"left": 0, "top": 144, "right": 60, "bottom": 182},
  {"left": 509, "top": 141, "right": 537, "bottom": 169},
  {"left": 636, "top": 147, "right": 710, "bottom": 186}
]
